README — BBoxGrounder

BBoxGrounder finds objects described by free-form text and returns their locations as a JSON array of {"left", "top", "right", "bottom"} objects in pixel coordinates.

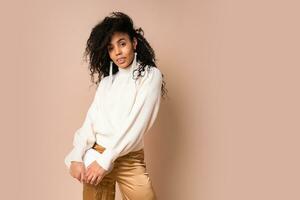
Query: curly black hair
[{"left": 83, "top": 11, "right": 168, "bottom": 99}]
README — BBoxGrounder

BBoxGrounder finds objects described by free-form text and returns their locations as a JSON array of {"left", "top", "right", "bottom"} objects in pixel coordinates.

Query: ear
[{"left": 133, "top": 37, "right": 138, "bottom": 50}]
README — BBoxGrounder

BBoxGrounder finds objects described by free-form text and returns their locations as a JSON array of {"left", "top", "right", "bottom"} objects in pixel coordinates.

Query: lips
[{"left": 117, "top": 57, "right": 126, "bottom": 64}]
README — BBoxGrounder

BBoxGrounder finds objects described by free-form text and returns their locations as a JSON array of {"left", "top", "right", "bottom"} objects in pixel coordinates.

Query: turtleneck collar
[
  {"left": 118, "top": 60, "right": 135, "bottom": 75},
  {"left": 109, "top": 52, "right": 138, "bottom": 83}
]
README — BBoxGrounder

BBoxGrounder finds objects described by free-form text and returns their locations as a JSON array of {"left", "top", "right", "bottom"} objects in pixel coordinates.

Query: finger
[
  {"left": 76, "top": 174, "right": 81, "bottom": 182},
  {"left": 91, "top": 174, "right": 97, "bottom": 185},
  {"left": 81, "top": 170, "right": 86, "bottom": 183},
  {"left": 95, "top": 175, "right": 103, "bottom": 185},
  {"left": 78, "top": 173, "right": 82, "bottom": 183},
  {"left": 80, "top": 171, "right": 84, "bottom": 183},
  {"left": 86, "top": 173, "right": 93, "bottom": 184},
  {"left": 85, "top": 166, "right": 91, "bottom": 175},
  {"left": 88, "top": 175, "right": 95, "bottom": 184},
  {"left": 81, "top": 167, "right": 86, "bottom": 178}
]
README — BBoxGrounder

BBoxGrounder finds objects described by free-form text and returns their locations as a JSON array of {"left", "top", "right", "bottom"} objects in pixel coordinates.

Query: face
[{"left": 107, "top": 32, "right": 137, "bottom": 69}]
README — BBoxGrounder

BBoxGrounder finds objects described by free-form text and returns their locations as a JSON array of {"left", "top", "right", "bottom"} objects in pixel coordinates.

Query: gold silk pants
[{"left": 83, "top": 143, "right": 157, "bottom": 200}]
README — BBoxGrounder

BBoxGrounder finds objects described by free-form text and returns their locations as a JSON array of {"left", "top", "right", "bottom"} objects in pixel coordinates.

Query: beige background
[{"left": 1, "top": 0, "right": 300, "bottom": 199}]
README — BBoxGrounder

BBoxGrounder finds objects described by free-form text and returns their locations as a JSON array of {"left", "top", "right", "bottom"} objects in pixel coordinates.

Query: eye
[{"left": 120, "top": 42, "right": 126, "bottom": 46}]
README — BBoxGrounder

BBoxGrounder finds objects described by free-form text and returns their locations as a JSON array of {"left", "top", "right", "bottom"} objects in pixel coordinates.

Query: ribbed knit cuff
[
  {"left": 64, "top": 146, "right": 85, "bottom": 169},
  {"left": 95, "top": 149, "right": 118, "bottom": 171}
]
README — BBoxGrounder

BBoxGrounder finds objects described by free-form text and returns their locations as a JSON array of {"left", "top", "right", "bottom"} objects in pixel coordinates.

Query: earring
[
  {"left": 131, "top": 52, "right": 137, "bottom": 74},
  {"left": 134, "top": 52, "right": 137, "bottom": 66},
  {"left": 131, "top": 52, "right": 138, "bottom": 80},
  {"left": 109, "top": 61, "right": 113, "bottom": 84}
]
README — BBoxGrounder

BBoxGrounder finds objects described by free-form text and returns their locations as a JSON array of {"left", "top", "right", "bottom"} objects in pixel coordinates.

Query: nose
[{"left": 114, "top": 46, "right": 121, "bottom": 56}]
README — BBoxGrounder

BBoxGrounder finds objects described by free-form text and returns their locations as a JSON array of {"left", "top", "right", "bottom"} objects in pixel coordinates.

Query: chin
[{"left": 118, "top": 62, "right": 129, "bottom": 69}]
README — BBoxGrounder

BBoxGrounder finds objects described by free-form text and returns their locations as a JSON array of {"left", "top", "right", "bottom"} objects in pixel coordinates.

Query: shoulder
[
  {"left": 99, "top": 74, "right": 113, "bottom": 86},
  {"left": 150, "top": 66, "right": 162, "bottom": 77},
  {"left": 95, "top": 75, "right": 109, "bottom": 93},
  {"left": 149, "top": 66, "right": 162, "bottom": 87},
  {"left": 143, "top": 66, "right": 162, "bottom": 82},
  {"left": 137, "top": 66, "right": 162, "bottom": 90},
  {"left": 100, "top": 74, "right": 109, "bottom": 82}
]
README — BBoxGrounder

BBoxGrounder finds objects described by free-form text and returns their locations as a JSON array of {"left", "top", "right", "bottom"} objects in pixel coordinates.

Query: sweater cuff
[
  {"left": 95, "top": 149, "right": 119, "bottom": 171},
  {"left": 64, "top": 146, "right": 85, "bottom": 169}
]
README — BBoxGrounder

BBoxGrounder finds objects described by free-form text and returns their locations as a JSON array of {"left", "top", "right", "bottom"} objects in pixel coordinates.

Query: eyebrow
[{"left": 108, "top": 37, "right": 126, "bottom": 46}]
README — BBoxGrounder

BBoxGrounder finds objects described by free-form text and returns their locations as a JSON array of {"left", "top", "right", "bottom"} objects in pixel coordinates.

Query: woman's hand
[
  {"left": 85, "top": 161, "right": 107, "bottom": 185},
  {"left": 69, "top": 161, "right": 86, "bottom": 183}
]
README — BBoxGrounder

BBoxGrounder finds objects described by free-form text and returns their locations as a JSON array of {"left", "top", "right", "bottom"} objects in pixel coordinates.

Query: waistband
[
  {"left": 92, "top": 142, "right": 106, "bottom": 154},
  {"left": 92, "top": 142, "right": 144, "bottom": 156}
]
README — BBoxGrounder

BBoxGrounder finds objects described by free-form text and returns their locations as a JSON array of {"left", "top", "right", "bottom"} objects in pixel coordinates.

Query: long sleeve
[
  {"left": 64, "top": 82, "right": 103, "bottom": 169},
  {"left": 95, "top": 67, "right": 162, "bottom": 171}
]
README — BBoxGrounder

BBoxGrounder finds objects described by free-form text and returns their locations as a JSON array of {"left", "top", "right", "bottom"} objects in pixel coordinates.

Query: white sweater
[{"left": 64, "top": 56, "right": 162, "bottom": 171}]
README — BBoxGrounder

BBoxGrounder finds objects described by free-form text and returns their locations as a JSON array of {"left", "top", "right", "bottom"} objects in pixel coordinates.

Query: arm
[
  {"left": 96, "top": 67, "right": 163, "bottom": 171},
  {"left": 64, "top": 82, "right": 103, "bottom": 169}
]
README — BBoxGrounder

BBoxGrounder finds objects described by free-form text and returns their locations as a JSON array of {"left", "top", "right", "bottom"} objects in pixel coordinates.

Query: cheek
[
  {"left": 124, "top": 48, "right": 133, "bottom": 58},
  {"left": 108, "top": 52, "right": 115, "bottom": 60},
  {"left": 123, "top": 44, "right": 132, "bottom": 52}
]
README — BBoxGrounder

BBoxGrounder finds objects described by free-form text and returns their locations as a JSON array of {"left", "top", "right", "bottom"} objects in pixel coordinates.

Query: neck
[{"left": 118, "top": 61, "right": 134, "bottom": 75}]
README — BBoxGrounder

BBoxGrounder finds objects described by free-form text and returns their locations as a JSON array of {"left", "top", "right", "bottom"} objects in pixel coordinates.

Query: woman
[{"left": 64, "top": 12, "right": 167, "bottom": 200}]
